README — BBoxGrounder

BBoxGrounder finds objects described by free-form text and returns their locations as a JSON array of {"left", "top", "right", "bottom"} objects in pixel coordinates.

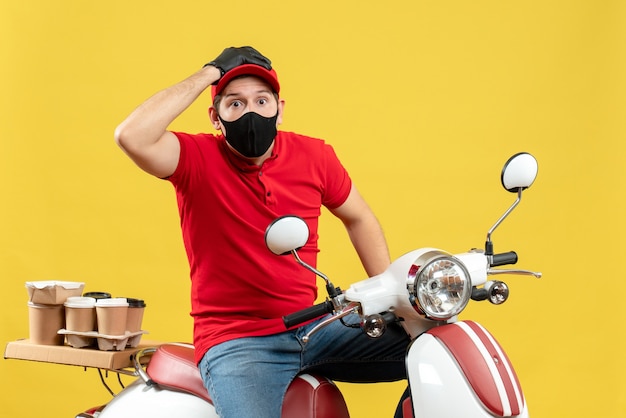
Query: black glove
[{"left": 205, "top": 46, "right": 272, "bottom": 78}]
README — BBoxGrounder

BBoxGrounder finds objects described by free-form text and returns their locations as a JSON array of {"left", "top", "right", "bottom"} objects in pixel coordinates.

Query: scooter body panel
[
  {"left": 406, "top": 320, "right": 528, "bottom": 418},
  {"left": 98, "top": 379, "right": 218, "bottom": 418}
]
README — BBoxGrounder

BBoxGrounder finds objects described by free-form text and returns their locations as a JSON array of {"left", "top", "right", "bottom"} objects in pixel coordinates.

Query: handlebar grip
[
  {"left": 491, "top": 251, "right": 518, "bottom": 267},
  {"left": 283, "top": 300, "right": 334, "bottom": 329}
]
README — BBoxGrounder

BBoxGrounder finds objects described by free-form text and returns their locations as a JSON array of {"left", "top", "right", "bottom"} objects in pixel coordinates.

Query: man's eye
[{"left": 258, "top": 98, "right": 267, "bottom": 105}]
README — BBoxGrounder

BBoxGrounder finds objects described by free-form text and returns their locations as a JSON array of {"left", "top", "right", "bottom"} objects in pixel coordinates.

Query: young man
[{"left": 115, "top": 46, "right": 409, "bottom": 418}]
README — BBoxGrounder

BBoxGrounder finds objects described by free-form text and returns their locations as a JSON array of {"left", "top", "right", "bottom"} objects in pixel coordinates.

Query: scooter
[{"left": 79, "top": 152, "right": 540, "bottom": 418}]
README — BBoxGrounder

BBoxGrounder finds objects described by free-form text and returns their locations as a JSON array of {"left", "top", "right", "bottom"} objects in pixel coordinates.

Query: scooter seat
[
  {"left": 147, "top": 343, "right": 212, "bottom": 403},
  {"left": 146, "top": 343, "right": 350, "bottom": 418}
]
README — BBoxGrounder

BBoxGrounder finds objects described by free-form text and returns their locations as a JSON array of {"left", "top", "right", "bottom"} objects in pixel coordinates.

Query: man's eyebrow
[{"left": 223, "top": 88, "right": 273, "bottom": 99}]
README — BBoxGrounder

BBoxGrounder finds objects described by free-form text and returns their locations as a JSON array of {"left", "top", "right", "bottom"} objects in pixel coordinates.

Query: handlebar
[
  {"left": 491, "top": 251, "right": 518, "bottom": 267},
  {"left": 283, "top": 300, "right": 334, "bottom": 329}
]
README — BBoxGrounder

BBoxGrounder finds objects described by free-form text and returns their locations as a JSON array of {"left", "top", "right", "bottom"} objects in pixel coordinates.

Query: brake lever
[
  {"left": 301, "top": 302, "right": 360, "bottom": 343},
  {"left": 487, "top": 268, "right": 542, "bottom": 278}
]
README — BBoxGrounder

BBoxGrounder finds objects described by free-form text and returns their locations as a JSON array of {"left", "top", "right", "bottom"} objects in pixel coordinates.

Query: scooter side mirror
[
  {"left": 501, "top": 152, "right": 538, "bottom": 193},
  {"left": 485, "top": 152, "right": 539, "bottom": 256},
  {"left": 264, "top": 215, "right": 310, "bottom": 256}
]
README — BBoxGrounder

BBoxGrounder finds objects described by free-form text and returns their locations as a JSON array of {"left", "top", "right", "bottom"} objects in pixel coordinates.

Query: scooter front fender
[
  {"left": 406, "top": 320, "right": 528, "bottom": 418},
  {"left": 98, "top": 379, "right": 218, "bottom": 418}
]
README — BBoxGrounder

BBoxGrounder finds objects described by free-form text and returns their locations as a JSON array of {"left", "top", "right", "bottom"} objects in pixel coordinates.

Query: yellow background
[{"left": 1, "top": 1, "right": 625, "bottom": 417}]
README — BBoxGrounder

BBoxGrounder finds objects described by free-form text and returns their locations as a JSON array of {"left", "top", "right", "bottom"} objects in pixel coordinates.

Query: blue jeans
[{"left": 198, "top": 315, "right": 410, "bottom": 418}]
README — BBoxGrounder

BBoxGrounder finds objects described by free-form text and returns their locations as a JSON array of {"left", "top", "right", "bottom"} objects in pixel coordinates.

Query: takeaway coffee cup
[
  {"left": 95, "top": 298, "right": 129, "bottom": 336},
  {"left": 64, "top": 296, "right": 96, "bottom": 332},
  {"left": 82, "top": 292, "right": 111, "bottom": 331},
  {"left": 125, "top": 298, "right": 146, "bottom": 333},
  {"left": 28, "top": 302, "right": 64, "bottom": 345}
]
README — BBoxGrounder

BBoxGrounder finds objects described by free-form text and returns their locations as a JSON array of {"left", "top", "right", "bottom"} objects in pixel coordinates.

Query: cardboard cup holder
[{"left": 58, "top": 329, "right": 148, "bottom": 350}]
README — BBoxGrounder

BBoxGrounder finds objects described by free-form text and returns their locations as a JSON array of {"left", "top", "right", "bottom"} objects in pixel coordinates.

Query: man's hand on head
[{"left": 205, "top": 46, "right": 272, "bottom": 82}]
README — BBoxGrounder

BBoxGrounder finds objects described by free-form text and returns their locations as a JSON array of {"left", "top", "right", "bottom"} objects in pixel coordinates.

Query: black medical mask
[{"left": 219, "top": 111, "right": 278, "bottom": 158}]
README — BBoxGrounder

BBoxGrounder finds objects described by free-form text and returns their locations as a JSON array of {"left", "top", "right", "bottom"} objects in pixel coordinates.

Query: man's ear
[
  {"left": 208, "top": 106, "right": 221, "bottom": 130},
  {"left": 277, "top": 99, "right": 286, "bottom": 125}
]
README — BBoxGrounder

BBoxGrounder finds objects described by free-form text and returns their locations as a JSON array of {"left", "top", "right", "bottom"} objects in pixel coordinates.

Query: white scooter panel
[
  {"left": 406, "top": 320, "right": 528, "bottom": 418},
  {"left": 98, "top": 379, "right": 218, "bottom": 418}
]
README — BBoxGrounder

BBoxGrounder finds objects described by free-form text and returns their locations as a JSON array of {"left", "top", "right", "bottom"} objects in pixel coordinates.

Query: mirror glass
[
  {"left": 264, "top": 216, "right": 309, "bottom": 255},
  {"left": 501, "top": 152, "right": 538, "bottom": 192}
]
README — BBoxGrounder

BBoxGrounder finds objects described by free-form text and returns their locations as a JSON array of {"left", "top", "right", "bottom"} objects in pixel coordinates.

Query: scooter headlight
[{"left": 411, "top": 255, "right": 472, "bottom": 320}]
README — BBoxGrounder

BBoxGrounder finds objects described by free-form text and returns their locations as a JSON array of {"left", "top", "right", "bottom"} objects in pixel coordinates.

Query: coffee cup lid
[
  {"left": 95, "top": 297, "right": 129, "bottom": 307},
  {"left": 64, "top": 296, "right": 96, "bottom": 308},
  {"left": 125, "top": 298, "right": 146, "bottom": 308},
  {"left": 83, "top": 291, "right": 112, "bottom": 300}
]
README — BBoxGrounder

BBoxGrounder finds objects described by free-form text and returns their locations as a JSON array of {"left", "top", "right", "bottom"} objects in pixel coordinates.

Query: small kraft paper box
[{"left": 26, "top": 281, "right": 85, "bottom": 304}]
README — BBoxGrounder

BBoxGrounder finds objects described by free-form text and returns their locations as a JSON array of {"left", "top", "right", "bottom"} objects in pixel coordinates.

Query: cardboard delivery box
[{"left": 4, "top": 339, "right": 160, "bottom": 370}]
